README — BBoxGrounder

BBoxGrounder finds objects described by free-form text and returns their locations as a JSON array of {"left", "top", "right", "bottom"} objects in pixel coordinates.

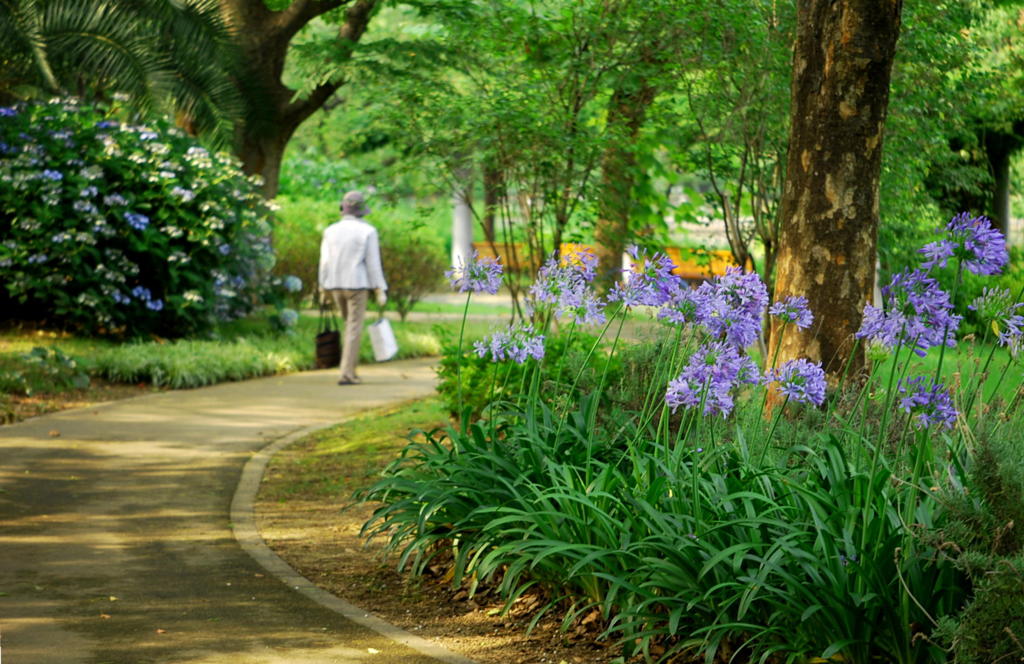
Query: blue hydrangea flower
[
  {"left": 124, "top": 212, "right": 149, "bottom": 231},
  {"left": 769, "top": 358, "right": 826, "bottom": 406},
  {"left": 769, "top": 295, "right": 814, "bottom": 330},
  {"left": 856, "top": 269, "right": 961, "bottom": 357},
  {"left": 131, "top": 286, "right": 152, "bottom": 300},
  {"left": 218, "top": 244, "right": 231, "bottom": 256},
  {"left": 920, "top": 212, "right": 1008, "bottom": 276},
  {"left": 446, "top": 251, "right": 504, "bottom": 294},
  {"left": 473, "top": 323, "right": 545, "bottom": 364},
  {"left": 665, "top": 341, "right": 762, "bottom": 417},
  {"left": 41, "top": 169, "right": 63, "bottom": 181},
  {"left": 283, "top": 275, "right": 303, "bottom": 293},
  {"left": 27, "top": 253, "right": 48, "bottom": 264},
  {"left": 278, "top": 308, "right": 299, "bottom": 327},
  {"left": 104, "top": 194, "right": 128, "bottom": 207},
  {"left": 897, "top": 376, "right": 957, "bottom": 429},
  {"left": 0, "top": 106, "right": 17, "bottom": 117},
  {"left": 145, "top": 299, "right": 164, "bottom": 312},
  {"left": 112, "top": 291, "right": 130, "bottom": 305},
  {"left": 171, "top": 186, "right": 196, "bottom": 202}
]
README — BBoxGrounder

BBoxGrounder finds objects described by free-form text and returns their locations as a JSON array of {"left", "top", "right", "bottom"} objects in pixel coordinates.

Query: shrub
[
  {"left": 0, "top": 98, "right": 275, "bottom": 338},
  {"left": 363, "top": 232, "right": 1024, "bottom": 663},
  {"left": 377, "top": 213, "right": 447, "bottom": 321},
  {"left": 271, "top": 195, "right": 336, "bottom": 304},
  {"left": 0, "top": 346, "right": 90, "bottom": 395}
]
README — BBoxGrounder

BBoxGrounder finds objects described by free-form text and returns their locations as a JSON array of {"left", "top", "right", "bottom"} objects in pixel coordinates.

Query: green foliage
[
  {"left": 277, "top": 147, "right": 360, "bottom": 200},
  {"left": 377, "top": 213, "right": 448, "bottom": 321},
  {"left": 0, "top": 0, "right": 241, "bottom": 146},
  {"left": 271, "top": 195, "right": 336, "bottom": 302},
  {"left": 361, "top": 232, "right": 1024, "bottom": 663},
  {"left": 0, "top": 346, "right": 89, "bottom": 395},
  {"left": 0, "top": 98, "right": 275, "bottom": 338},
  {"left": 931, "top": 427, "right": 1024, "bottom": 663}
]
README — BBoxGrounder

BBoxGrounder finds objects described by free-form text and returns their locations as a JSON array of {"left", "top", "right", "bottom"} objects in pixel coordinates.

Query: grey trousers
[{"left": 327, "top": 288, "right": 368, "bottom": 381}]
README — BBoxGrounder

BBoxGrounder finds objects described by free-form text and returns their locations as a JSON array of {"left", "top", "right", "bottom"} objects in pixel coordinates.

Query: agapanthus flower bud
[
  {"left": 769, "top": 295, "right": 814, "bottom": 330},
  {"left": 665, "top": 341, "right": 762, "bottom": 417},
  {"left": 474, "top": 323, "right": 545, "bottom": 364},
  {"left": 446, "top": 251, "right": 504, "bottom": 294},
  {"left": 897, "top": 376, "right": 957, "bottom": 429},
  {"left": 768, "top": 358, "right": 826, "bottom": 406}
]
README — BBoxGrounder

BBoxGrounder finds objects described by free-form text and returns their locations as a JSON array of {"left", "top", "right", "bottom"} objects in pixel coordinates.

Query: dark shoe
[{"left": 338, "top": 377, "right": 361, "bottom": 385}]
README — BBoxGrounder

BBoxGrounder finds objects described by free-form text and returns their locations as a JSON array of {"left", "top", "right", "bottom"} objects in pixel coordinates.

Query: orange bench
[
  {"left": 471, "top": 241, "right": 530, "bottom": 272},
  {"left": 665, "top": 247, "right": 748, "bottom": 281}
]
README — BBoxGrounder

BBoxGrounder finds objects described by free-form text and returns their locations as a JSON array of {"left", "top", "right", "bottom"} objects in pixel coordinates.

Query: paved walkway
[{"left": 0, "top": 359, "right": 476, "bottom": 664}]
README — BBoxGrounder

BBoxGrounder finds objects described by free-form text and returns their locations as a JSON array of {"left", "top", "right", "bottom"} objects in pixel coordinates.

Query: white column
[{"left": 451, "top": 182, "right": 473, "bottom": 269}]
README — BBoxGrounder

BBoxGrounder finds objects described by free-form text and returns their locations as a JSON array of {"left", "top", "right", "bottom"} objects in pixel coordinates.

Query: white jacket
[{"left": 318, "top": 216, "right": 388, "bottom": 291}]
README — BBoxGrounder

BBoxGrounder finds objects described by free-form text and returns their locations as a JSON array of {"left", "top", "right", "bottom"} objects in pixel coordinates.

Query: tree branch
[
  {"left": 283, "top": 0, "right": 378, "bottom": 127},
  {"left": 278, "top": 0, "right": 348, "bottom": 39}
]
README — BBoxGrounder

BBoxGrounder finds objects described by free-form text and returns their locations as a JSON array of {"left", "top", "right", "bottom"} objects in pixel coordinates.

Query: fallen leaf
[
  {"left": 155, "top": 628, "right": 167, "bottom": 634},
  {"left": 109, "top": 596, "right": 118, "bottom": 602},
  {"left": 367, "top": 648, "right": 380, "bottom": 654},
  {"left": 48, "top": 429, "right": 60, "bottom": 437},
  {"left": 100, "top": 613, "right": 111, "bottom": 619}
]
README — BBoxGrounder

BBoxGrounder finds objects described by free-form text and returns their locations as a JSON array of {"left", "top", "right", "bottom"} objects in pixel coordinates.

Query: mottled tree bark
[
  {"left": 768, "top": 0, "right": 902, "bottom": 383},
  {"left": 220, "top": 0, "right": 378, "bottom": 197}
]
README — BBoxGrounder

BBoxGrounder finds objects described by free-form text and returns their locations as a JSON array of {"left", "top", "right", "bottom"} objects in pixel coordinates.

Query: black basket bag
[{"left": 315, "top": 303, "right": 341, "bottom": 369}]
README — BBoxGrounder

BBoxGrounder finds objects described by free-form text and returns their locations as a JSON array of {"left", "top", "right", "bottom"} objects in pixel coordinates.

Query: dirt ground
[
  {"left": 0, "top": 380, "right": 154, "bottom": 423},
  {"left": 255, "top": 490, "right": 624, "bottom": 664}
]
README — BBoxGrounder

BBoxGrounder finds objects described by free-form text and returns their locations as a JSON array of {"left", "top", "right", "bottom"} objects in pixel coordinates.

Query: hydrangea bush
[{"left": 0, "top": 99, "right": 276, "bottom": 337}]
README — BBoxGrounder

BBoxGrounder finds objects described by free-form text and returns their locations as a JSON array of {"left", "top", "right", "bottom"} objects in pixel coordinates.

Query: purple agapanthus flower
[
  {"left": 665, "top": 341, "right": 762, "bottom": 417},
  {"left": 658, "top": 280, "right": 707, "bottom": 326},
  {"left": 769, "top": 295, "right": 814, "bottom": 330},
  {"left": 124, "top": 211, "right": 149, "bottom": 231},
  {"left": 769, "top": 358, "right": 826, "bottom": 406},
  {"left": 920, "top": 213, "right": 1008, "bottom": 276},
  {"left": 970, "top": 287, "right": 1024, "bottom": 354},
  {"left": 446, "top": 251, "right": 504, "bottom": 294},
  {"left": 608, "top": 245, "right": 679, "bottom": 308},
  {"left": 529, "top": 250, "right": 606, "bottom": 325},
  {"left": 856, "top": 269, "right": 961, "bottom": 357},
  {"left": 473, "top": 323, "right": 545, "bottom": 364},
  {"left": 0, "top": 106, "right": 17, "bottom": 117},
  {"left": 696, "top": 268, "right": 769, "bottom": 349},
  {"left": 897, "top": 376, "right": 957, "bottom": 430}
]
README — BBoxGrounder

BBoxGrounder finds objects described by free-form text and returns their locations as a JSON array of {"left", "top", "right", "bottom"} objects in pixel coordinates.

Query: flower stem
[{"left": 455, "top": 292, "right": 472, "bottom": 419}]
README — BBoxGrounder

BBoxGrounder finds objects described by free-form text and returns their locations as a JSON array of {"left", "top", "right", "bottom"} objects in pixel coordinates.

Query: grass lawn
[
  {"left": 260, "top": 396, "right": 449, "bottom": 501},
  {"left": 0, "top": 304, "right": 501, "bottom": 422}
]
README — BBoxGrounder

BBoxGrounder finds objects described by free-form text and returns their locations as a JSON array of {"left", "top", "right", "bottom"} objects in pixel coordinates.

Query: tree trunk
[
  {"left": 594, "top": 78, "right": 657, "bottom": 293},
  {"left": 984, "top": 131, "right": 1014, "bottom": 239},
  {"left": 768, "top": 0, "right": 902, "bottom": 382},
  {"left": 482, "top": 161, "right": 502, "bottom": 244},
  {"left": 219, "top": 0, "right": 378, "bottom": 198}
]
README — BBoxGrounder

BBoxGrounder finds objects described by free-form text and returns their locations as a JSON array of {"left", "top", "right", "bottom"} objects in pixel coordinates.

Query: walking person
[{"left": 318, "top": 190, "right": 388, "bottom": 385}]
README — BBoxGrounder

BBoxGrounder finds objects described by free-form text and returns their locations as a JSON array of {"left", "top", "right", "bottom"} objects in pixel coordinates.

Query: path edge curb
[{"left": 231, "top": 423, "right": 479, "bottom": 664}]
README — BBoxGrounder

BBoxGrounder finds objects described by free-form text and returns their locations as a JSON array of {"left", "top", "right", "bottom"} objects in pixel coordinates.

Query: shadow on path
[{"left": 0, "top": 359, "right": 473, "bottom": 663}]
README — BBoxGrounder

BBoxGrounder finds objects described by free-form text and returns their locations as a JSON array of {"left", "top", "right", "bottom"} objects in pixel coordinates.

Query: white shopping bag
[{"left": 368, "top": 318, "right": 399, "bottom": 362}]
